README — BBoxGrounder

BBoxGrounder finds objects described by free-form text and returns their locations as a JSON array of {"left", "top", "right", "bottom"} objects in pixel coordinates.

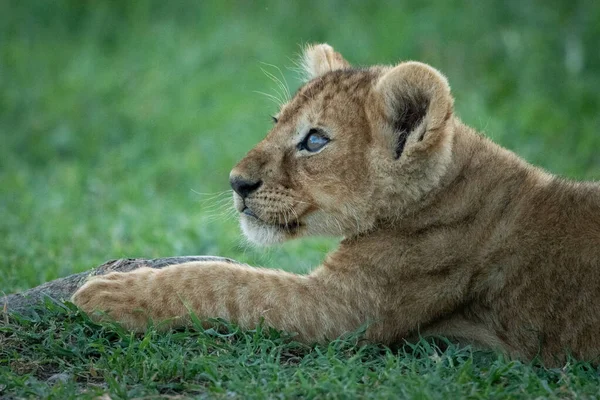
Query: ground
[{"left": 1, "top": 1, "right": 600, "bottom": 398}]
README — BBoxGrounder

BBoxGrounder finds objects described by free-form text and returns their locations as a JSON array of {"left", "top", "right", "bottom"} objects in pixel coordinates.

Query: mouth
[
  {"left": 242, "top": 207, "right": 259, "bottom": 218},
  {"left": 241, "top": 206, "right": 302, "bottom": 232}
]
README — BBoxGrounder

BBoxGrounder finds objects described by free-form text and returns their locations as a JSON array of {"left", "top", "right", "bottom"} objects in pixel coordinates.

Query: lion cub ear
[
  {"left": 301, "top": 43, "right": 351, "bottom": 81},
  {"left": 375, "top": 62, "right": 454, "bottom": 159}
]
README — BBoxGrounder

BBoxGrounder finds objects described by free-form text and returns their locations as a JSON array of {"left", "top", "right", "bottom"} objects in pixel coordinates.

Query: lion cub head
[{"left": 230, "top": 44, "right": 456, "bottom": 245}]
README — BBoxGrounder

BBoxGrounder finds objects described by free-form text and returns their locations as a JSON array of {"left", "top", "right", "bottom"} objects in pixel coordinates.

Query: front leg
[{"left": 72, "top": 261, "right": 365, "bottom": 342}]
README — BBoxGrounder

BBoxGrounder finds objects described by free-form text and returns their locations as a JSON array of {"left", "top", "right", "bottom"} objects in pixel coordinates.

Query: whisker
[
  {"left": 253, "top": 90, "right": 284, "bottom": 107},
  {"left": 260, "top": 65, "right": 290, "bottom": 103},
  {"left": 203, "top": 202, "right": 235, "bottom": 217},
  {"left": 204, "top": 205, "right": 237, "bottom": 223},
  {"left": 191, "top": 189, "right": 232, "bottom": 198},
  {"left": 260, "top": 68, "right": 288, "bottom": 104},
  {"left": 198, "top": 197, "right": 233, "bottom": 212},
  {"left": 260, "top": 62, "right": 291, "bottom": 101}
]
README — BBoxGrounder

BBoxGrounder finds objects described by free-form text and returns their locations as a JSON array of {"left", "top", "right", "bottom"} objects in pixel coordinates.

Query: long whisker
[
  {"left": 191, "top": 190, "right": 232, "bottom": 203},
  {"left": 204, "top": 205, "right": 237, "bottom": 224},
  {"left": 260, "top": 69, "right": 288, "bottom": 105},
  {"left": 260, "top": 62, "right": 291, "bottom": 101},
  {"left": 260, "top": 64, "right": 291, "bottom": 103},
  {"left": 260, "top": 67, "right": 286, "bottom": 101},
  {"left": 199, "top": 193, "right": 232, "bottom": 205},
  {"left": 258, "top": 65, "right": 288, "bottom": 108},
  {"left": 198, "top": 197, "right": 233, "bottom": 214},
  {"left": 253, "top": 90, "right": 284, "bottom": 107},
  {"left": 190, "top": 189, "right": 232, "bottom": 197},
  {"left": 191, "top": 189, "right": 236, "bottom": 223}
]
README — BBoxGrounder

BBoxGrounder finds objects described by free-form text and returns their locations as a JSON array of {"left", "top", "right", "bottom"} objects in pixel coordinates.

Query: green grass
[
  {"left": 3, "top": 301, "right": 600, "bottom": 399},
  {"left": 1, "top": 0, "right": 600, "bottom": 398}
]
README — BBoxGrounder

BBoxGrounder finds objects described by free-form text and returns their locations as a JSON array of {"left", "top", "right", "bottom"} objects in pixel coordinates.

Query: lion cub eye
[{"left": 298, "top": 129, "right": 330, "bottom": 153}]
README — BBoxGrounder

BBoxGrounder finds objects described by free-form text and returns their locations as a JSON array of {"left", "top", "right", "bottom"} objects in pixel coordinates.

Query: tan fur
[{"left": 73, "top": 44, "right": 600, "bottom": 366}]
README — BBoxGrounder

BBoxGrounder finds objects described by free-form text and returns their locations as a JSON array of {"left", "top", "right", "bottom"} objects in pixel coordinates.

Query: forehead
[{"left": 278, "top": 69, "right": 377, "bottom": 124}]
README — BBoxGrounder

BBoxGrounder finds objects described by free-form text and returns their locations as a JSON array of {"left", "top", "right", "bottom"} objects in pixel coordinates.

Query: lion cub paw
[{"left": 71, "top": 267, "right": 158, "bottom": 331}]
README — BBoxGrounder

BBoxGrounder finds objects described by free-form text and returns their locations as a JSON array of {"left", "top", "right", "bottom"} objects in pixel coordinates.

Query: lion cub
[{"left": 73, "top": 44, "right": 600, "bottom": 365}]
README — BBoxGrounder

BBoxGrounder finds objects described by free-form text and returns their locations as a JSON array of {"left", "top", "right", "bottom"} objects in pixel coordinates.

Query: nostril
[{"left": 230, "top": 176, "right": 262, "bottom": 198}]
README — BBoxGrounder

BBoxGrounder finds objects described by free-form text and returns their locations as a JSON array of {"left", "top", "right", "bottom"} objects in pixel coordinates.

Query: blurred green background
[{"left": 1, "top": 0, "right": 599, "bottom": 292}]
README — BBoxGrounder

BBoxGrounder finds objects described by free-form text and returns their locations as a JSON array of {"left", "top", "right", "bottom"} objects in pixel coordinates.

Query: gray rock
[{"left": 2, "top": 256, "right": 240, "bottom": 313}]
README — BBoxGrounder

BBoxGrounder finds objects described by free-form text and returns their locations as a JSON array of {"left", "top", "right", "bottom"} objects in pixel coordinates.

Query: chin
[{"left": 239, "top": 216, "right": 293, "bottom": 246}]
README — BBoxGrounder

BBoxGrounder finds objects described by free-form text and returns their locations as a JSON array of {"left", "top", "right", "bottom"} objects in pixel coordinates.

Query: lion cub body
[{"left": 73, "top": 44, "right": 600, "bottom": 365}]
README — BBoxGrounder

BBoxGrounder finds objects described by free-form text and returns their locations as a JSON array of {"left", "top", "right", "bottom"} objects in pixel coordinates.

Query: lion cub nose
[{"left": 230, "top": 176, "right": 262, "bottom": 198}]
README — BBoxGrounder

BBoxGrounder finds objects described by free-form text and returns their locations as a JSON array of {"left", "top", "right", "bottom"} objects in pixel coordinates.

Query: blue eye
[{"left": 299, "top": 129, "right": 330, "bottom": 152}]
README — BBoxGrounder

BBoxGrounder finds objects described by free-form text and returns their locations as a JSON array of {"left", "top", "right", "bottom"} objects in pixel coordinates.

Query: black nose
[{"left": 230, "top": 176, "right": 262, "bottom": 198}]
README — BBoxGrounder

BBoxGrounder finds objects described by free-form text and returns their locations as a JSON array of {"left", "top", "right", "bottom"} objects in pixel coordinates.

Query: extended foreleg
[{"left": 72, "top": 261, "right": 365, "bottom": 342}]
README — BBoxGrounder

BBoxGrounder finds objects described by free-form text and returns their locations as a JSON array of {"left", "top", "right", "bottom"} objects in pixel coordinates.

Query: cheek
[
  {"left": 301, "top": 146, "right": 369, "bottom": 184},
  {"left": 299, "top": 157, "right": 322, "bottom": 177},
  {"left": 298, "top": 169, "right": 348, "bottom": 211},
  {"left": 299, "top": 152, "right": 373, "bottom": 209}
]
